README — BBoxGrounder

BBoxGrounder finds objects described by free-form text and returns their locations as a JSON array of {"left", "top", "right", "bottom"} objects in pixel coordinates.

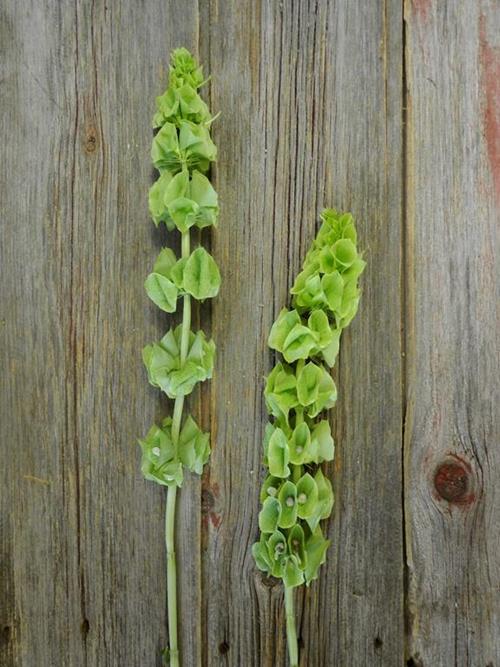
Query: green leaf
[
  {"left": 277, "top": 480, "right": 297, "bottom": 529},
  {"left": 144, "top": 273, "right": 178, "bottom": 312},
  {"left": 178, "top": 415, "right": 210, "bottom": 474},
  {"left": 304, "top": 526, "right": 330, "bottom": 585},
  {"left": 282, "top": 555, "right": 304, "bottom": 588},
  {"left": 259, "top": 496, "right": 281, "bottom": 533},
  {"left": 183, "top": 247, "right": 221, "bottom": 299},
  {"left": 296, "top": 473, "right": 319, "bottom": 519},
  {"left": 267, "top": 427, "right": 290, "bottom": 478}
]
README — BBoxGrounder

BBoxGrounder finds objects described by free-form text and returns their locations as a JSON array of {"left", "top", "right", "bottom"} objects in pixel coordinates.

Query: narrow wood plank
[
  {"left": 0, "top": 3, "right": 86, "bottom": 665},
  {"left": 309, "top": 1, "right": 405, "bottom": 665},
  {"left": 405, "top": 0, "right": 500, "bottom": 664},
  {"left": 62, "top": 2, "right": 203, "bottom": 666},
  {"left": 204, "top": 0, "right": 404, "bottom": 665}
]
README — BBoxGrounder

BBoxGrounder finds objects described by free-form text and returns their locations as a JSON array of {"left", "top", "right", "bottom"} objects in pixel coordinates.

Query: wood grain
[
  {"left": 0, "top": 0, "right": 498, "bottom": 666},
  {"left": 204, "top": 0, "right": 404, "bottom": 665},
  {"left": 404, "top": 0, "right": 500, "bottom": 665}
]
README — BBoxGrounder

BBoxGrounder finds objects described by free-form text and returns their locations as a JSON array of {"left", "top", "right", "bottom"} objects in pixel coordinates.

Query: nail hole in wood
[
  {"left": 218, "top": 640, "right": 229, "bottom": 655},
  {"left": 374, "top": 636, "right": 383, "bottom": 649},
  {"left": 1, "top": 626, "right": 11, "bottom": 644},
  {"left": 80, "top": 618, "right": 90, "bottom": 639}
]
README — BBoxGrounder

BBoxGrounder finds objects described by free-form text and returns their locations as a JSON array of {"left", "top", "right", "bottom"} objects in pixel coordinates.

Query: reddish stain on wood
[
  {"left": 412, "top": 0, "right": 432, "bottom": 23},
  {"left": 433, "top": 455, "right": 476, "bottom": 507},
  {"left": 479, "top": 14, "right": 500, "bottom": 203}
]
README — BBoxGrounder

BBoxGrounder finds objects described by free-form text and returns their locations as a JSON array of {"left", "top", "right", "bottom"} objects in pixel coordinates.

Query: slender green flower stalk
[
  {"left": 139, "top": 48, "right": 220, "bottom": 666},
  {"left": 253, "top": 209, "right": 365, "bottom": 666}
]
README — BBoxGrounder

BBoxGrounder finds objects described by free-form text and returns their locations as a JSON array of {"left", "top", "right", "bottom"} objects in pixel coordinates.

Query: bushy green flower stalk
[
  {"left": 253, "top": 209, "right": 365, "bottom": 667},
  {"left": 139, "top": 48, "right": 220, "bottom": 666}
]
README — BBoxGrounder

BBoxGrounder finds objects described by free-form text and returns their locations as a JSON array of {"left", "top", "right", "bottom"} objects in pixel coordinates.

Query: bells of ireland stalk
[
  {"left": 138, "top": 48, "right": 220, "bottom": 667},
  {"left": 253, "top": 209, "right": 365, "bottom": 667}
]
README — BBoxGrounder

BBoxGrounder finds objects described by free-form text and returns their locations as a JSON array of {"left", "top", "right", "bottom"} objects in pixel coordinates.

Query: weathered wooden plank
[
  {"left": 1, "top": 3, "right": 86, "bottom": 665},
  {"left": 0, "top": 1, "right": 202, "bottom": 666},
  {"left": 204, "top": 0, "right": 404, "bottom": 665},
  {"left": 405, "top": 0, "right": 500, "bottom": 664}
]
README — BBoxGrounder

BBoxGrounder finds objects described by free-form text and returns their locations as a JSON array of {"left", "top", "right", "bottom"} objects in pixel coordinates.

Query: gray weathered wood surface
[{"left": 0, "top": 1, "right": 498, "bottom": 666}]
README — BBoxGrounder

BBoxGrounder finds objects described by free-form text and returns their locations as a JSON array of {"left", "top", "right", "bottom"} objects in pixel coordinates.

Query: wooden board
[
  {"left": 404, "top": 0, "right": 500, "bottom": 665},
  {"left": 0, "top": 0, "right": 497, "bottom": 665}
]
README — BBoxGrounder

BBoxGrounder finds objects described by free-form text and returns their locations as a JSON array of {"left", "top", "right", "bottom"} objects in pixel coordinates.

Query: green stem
[
  {"left": 292, "top": 464, "right": 302, "bottom": 484},
  {"left": 284, "top": 586, "right": 299, "bottom": 667},
  {"left": 165, "top": 486, "right": 179, "bottom": 666},
  {"left": 164, "top": 229, "right": 191, "bottom": 666}
]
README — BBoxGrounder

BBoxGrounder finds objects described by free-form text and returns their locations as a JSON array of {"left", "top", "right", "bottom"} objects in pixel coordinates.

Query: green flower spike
[
  {"left": 138, "top": 49, "right": 220, "bottom": 667},
  {"left": 253, "top": 208, "right": 365, "bottom": 667}
]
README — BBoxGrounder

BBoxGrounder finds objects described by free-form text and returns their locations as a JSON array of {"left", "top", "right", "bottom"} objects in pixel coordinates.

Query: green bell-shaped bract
[
  {"left": 149, "top": 169, "right": 218, "bottom": 232},
  {"left": 171, "top": 247, "right": 221, "bottom": 300},
  {"left": 144, "top": 248, "right": 179, "bottom": 312},
  {"left": 296, "top": 360, "right": 337, "bottom": 417},
  {"left": 267, "top": 427, "right": 291, "bottom": 478},
  {"left": 142, "top": 325, "right": 215, "bottom": 399},
  {"left": 258, "top": 496, "right": 281, "bottom": 533},
  {"left": 267, "top": 530, "right": 288, "bottom": 578},
  {"left": 178, "top": 415, "right": 210, "bottom": 475},
  {"left": 282, "top": 555, "right": 305, "bottom": 588},
  {"left": 277, "top": 480, "right": 297, "bottom": 529},
  {"left": 310, "top": 419, "right": 335, "bottom": 463},
  {"left": 252, "top": 536, "right": 274, "bottom": 573},
  {"left": 287, "top": 523, "right": 307, "bottom": 570},
  {"left": 305, "top": 468, "right": 335, "bottom": 532},
  {"left": 151, "top": 121, "right": 216, "bottom": 175},
  {"left": 288, "top": 421, "right": 311, "bottom": 465},
  {"left": 260, "top": 474, "right": 283, "bottom": 503},
  {"left": 296, "top": 473, "right": 319, "bottom": 520},
  {"left": 138, "top": 420, "right": 182, "bottom": 488},
  {"left": 304, "top": 525, "right": 330, "bottom": 585},
  {"left": 153, "top": 84, "right": 211, "bottom": 128},
  {"left": 268, "top": 308, "right": 337, "bottom": 364},
  {"left": 264, "top": 362, "right": 299, "bottom": 423}
]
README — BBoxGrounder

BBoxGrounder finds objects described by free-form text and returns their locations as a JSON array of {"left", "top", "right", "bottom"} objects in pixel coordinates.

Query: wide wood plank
[
  {"left": 204, "top": 0, "right": 404, "bottom": 664},
  {"left": 404, "top": 0, "right": 500, "bottom": 664},
  {"left": 0, "top": 1, "right": 201, "bottom": 665}
]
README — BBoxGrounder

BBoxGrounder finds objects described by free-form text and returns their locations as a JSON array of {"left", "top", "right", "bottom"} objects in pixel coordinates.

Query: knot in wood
[
  {"left": 434, "top": 461, "right": 469, "bottom": 503},
  {"left": 201, "top": 488, "right": 215, "bottom": 514},
  {"left": 84, "top": 128, "right": 97, "bottom": 153}
]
